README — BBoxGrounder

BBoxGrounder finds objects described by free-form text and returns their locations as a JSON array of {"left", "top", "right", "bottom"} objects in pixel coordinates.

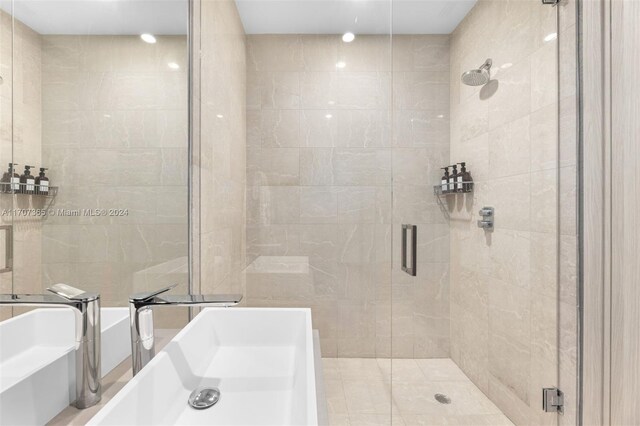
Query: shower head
[{"left": 461, "top": 59, "right": 492, "bottom": 86}]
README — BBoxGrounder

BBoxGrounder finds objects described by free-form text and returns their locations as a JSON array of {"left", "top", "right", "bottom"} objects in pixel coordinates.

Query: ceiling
[
  {"left": 7, "top": 0, "right": 188, "bottom": 35},
  {"left": 237, "top": 0, "right": 477, "bottom": 35},
  {"left": 5, "top": 0, "right": 475, "bottom": 36}
]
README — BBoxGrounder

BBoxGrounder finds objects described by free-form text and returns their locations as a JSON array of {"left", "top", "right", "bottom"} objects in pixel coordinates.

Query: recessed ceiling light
[
  {"left": 336, "top": 61, "right": 346, "bottom": 69},
  {"left": 325, "top": 114, "right": 333, "bottom": 119},
  {"left": 328, "top": 100, "right": 335, "bottom": 105},
  {"left": 140, "top": 33, "right": 156, "bottom": 44},
  {"left": 500, "top": 62, "right": 513, "bottom": 69},
  {"left": 168, "top": 62, "right": 180, "bottom": 70},
  {"left": 216, "top": 114, "right": 224, "bottom": 119},
  {"left": 342, "top": 32, "right": 355, "bottom": 43},
  {"left": 544, "top": 32, "right": 557, "bottom": 42},
  {"left": 437, "top": 114, "right": 444, "bottom": 119}
]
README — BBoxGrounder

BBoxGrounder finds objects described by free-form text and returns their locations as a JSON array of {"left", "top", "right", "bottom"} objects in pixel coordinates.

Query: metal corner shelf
[
  {"left": 433, "top": 182, "right": 474, "bottom": 196},
  {"left": 433, "top": 182, "right": 474, "bottom": 220},
  {"left": 0, "top": 182, "right": 58, "bottom": 197},
  {"left": 0, "top": 183, "right": 59, "bottom": 216}
]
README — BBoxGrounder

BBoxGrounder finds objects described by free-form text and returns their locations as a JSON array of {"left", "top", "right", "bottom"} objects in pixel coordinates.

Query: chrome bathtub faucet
[
  {"left": 128, "top": 284, "right": 242, "bottom": 376},
  {"left": 0, "top": 284, "right": 102, "bottom": 409}
]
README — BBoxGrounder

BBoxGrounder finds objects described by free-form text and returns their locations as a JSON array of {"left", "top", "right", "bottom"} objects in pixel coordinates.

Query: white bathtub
[
  {"left": 89, "top": 308, "right": 318, "bottom": 425},
  {"left": 0, "top": 307, "right": 130, "bottom": 425}
]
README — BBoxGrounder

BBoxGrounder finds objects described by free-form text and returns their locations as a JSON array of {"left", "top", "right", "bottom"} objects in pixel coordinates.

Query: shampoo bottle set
[
  {"left": 439, "top": 162, "right": 472, "bottom": 194},
  {"left": 1, "top": 164, "right": 51, "bottom": 194}
]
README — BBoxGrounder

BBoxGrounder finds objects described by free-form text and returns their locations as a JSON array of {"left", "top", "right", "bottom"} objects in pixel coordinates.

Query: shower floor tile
[{"left": 322, "top": 358, "right": 514, "bottom": 426}]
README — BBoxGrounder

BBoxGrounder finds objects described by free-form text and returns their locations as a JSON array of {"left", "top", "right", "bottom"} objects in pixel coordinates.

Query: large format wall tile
[
  {"left": 247, "top": 35, "right": 303, "bottom": 72},
  {"left": 301, "top": 110, "right": 338, "bottom": 147},
  {"left": 301, "top": 35, "right": 338, "bottom": 72},
  {"left": 261, "top": 109, "right": 300, "bottom": 148},
  {"left": 255, "top": 71, "right": 301, "bottom": 109},
  {"left": 337, "top": 110, "right": 391, "bottom": 148},
  {"left": 41, "top": 34, "right": 191, "bottom": 327},
  {"left": 333, "top": 148, "right": 391, "bottom": 186},
  {"left": 248, "top": 147, "right": 299, "bottom": 185},
  {"left": 300, "top": 187, "right": 339, "bottom": 224},
  {"left": 300, "top": 148, "right": 335, "bottom": 185},
  {"left": 449, "top": 0, "right": 576, "bottom": 424},
  {"left": 300, "top": 72, "right": 337, "bottom": 108},
  {"left": 246, "top": 34, "right": 450, "bottom": 358},
  {"left": 337, "top": 72, "right": 391, "bottom": 110}
]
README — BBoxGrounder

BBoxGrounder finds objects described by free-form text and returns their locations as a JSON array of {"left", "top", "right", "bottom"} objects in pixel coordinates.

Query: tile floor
[
  {"left": 50, "top": 341, "right": 513, "bottom": 425},
  {"left": 322, "top": 358, "right": 514, "bottom": 426}
]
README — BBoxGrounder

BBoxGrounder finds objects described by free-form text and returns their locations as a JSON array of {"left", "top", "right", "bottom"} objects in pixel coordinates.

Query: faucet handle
[
  {"left": 130, "top": 283, "right": 179, "bottom": 303},
  {"left": 478, "top": 207, "right": 494, "bottom": 217},
  {"left": 47, "top": 283, "right": 98, "bottom": 302}
]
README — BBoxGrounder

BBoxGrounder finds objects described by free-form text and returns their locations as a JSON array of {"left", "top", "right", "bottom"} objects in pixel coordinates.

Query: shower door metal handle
[
  {"left": 401, "top": 224, "right": 417, "bottom": 277},
  {"left": 0, "top": 225, "right": 12, "bottom": 273}
]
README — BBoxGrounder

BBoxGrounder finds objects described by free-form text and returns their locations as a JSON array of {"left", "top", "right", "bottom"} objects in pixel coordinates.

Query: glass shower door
[
  {"left": 389, "top": 0, "right": 576, "bottom": 425},
  {"left": 234, "top": 1, "right": 395, "bottom": 423}
]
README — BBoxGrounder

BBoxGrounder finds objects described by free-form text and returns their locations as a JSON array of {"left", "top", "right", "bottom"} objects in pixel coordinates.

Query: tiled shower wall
[
  {"left": 390, "top": 35, "right": 451, "bottom": 359},
  {"left": 0, "top": 12, "right": 43, "bottom": 320},
  {"left": 197, "top": 0, "right": 247, "bottom": 296},
  {"left": 244, "top": 35, "right": 450, "bottom": 358},
  {"left": 40, "top": 35, "right": 189, "bottom": 323},
  {"left": 448, "top": 0, "right": 577, "bottom": 424}
]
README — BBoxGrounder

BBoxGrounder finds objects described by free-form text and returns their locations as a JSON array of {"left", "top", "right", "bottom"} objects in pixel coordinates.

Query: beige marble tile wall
[
  {"left": 197, "top": 0, "right": 247, "bottom": 296},
  {"left": 245, "top": 34, "right": 391, "bottom": 358},
  {"left": 245, "top": 34, "right": 450, "bottom": 358},
  {"left": 0, "top": 12, "right": 43, "bottom": 320},
  {"left": 448, "top": 0, "right": 577, "bottom": 424},
  {"left": 40, "top": 35, "right": 189, "bottom": 326},
  {"left": 390, "top": 35, "right": 451, "bottom": 358}
]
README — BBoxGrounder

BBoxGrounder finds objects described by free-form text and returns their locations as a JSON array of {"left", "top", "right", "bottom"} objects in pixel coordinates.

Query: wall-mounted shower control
[{"left": 477, "top": 207, "right": 494, "bottom": 230}]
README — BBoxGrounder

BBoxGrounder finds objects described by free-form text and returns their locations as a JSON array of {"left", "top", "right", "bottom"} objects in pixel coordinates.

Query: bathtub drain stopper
[{"left": 188, "top": 387, "right": 221, "bottom": 409}]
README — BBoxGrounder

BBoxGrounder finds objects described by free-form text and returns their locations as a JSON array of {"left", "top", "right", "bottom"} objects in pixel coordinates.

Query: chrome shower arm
[{"left": 480, "top": 58, "right": 492, "bottom": 70}]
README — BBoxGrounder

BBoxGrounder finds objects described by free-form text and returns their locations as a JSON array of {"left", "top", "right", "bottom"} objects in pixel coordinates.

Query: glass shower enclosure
[
  {"left": 0, "top": 0, "right": 579, "bottom": 423},
  {"left": 190, "top": 0, "right": 578, "bottom": 424}
]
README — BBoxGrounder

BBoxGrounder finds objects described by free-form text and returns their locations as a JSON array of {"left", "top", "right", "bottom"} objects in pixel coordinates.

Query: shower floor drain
[{"left": 434, "top": 393, "right": 451, "bottom": 404}]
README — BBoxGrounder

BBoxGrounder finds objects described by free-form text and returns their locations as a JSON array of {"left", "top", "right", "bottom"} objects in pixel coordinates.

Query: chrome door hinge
[{"left": 542, "top": 388, "right": 564, "bottom": 413}]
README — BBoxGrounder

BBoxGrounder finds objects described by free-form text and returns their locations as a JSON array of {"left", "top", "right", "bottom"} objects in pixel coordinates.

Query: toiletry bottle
[
  {"left": 35, "top": 167, "right": 49, "bottom": 195},
  {"left": 11, "top": 164, "right": 20, "bottom": 193},
  {"left": 20, "top": 165, "right": 35, "bottom": 194},
  {"left": 1, "top": 163, "right": 12, "bottom": 193},
  {"left": 449, "top": 164, "right": 458, "bottom": 193},
  {"left": 2, "top": 163, "right": 20, "bottom": 193},
  {"left": 440, "top": 167, "right": 450, "bottom": 194},
  {"left": 455, "top": 162, "right": 465, "bottom": 192},
  {"left": 458, "top": 162, "right": 473, "bottom": 193}
]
